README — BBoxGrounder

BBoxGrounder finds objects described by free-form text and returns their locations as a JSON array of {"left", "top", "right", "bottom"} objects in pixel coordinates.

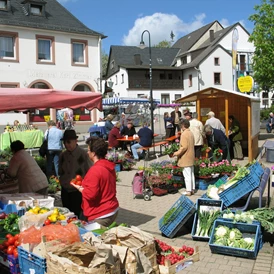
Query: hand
[{"left": 70, "top": 182, "right": 83, "bottom": 193}]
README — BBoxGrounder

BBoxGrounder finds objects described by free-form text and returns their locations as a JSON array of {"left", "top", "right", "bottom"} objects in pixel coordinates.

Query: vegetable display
[
  {"left": 0, "top": 213, "right": 20, "bottom": 234},
  {"left": 213, "top": 225, "right": 255, "bottom": 250},
  {"left": 207, "top": 167, "right": 250, "bottom": 199}
]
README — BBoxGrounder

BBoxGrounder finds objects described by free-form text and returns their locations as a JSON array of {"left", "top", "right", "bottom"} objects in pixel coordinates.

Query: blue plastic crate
[
  {"left": 172, "top": 175, "right": 184, "bottom": 182},
  {"left": 8, "top": 255, "right": 20, "bottom": 274},
  {"left": 191, "top": 199, "right": 223, "bottom": 241},
  {"left": 209, "top": 219, "right": 261, "bottom": 259},
  {"left": 115, "top": 163, "right": 121, "bottom": 172},
  {"left": 218, "top": 172, "right": 260, "bottom": 207},
  {"left": 159, "top": 195, "right": 195, "bottom": 238},
  {"left": 18, "top": 246, "right": 47, "bottom": 274},
  {"left": 0, "top": 201, "right": 25, "bottom": 217},
  {"left": 247, "top": 161, "right": 264, "bottom": 178}
]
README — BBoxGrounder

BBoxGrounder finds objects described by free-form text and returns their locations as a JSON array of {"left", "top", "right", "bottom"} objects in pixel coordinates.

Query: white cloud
[{"left": 122, "top": 13, "right": 207, "bottom": 46}]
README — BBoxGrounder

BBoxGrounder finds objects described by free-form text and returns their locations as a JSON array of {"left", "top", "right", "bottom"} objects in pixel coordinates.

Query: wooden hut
[{"left": 175, "top": 87, "right": 261, "bottom": 161}]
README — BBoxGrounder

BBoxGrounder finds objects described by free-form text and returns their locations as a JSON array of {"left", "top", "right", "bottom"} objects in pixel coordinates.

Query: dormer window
[
  {"left": 0, "top": 0, "right": 7, "bottom": 10},
  {"left": 30, "top": 4, "right": 42, "bottom": 15}
]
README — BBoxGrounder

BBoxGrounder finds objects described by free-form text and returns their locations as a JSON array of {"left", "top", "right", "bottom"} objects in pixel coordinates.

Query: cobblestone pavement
[{"left": 114, "top": 151, "right": 274, "bottom": 274}]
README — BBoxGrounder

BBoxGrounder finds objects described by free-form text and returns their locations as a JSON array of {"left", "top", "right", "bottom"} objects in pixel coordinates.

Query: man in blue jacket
[{"left": 131, "top": 122, "right": 153, "bottom": 161}]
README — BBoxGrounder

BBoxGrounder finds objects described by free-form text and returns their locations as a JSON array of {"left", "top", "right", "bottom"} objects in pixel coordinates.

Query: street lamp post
[{"left": 140, "top": 30, "right": 154, "bottom": 134}]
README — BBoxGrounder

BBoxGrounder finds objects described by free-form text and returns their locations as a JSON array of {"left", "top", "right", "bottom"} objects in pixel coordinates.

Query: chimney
[
  {"left": 134, "top": 54, "right": 142, "bottom": 65},
  {"left": 210, "top": 30, "right": 214, "bottom": 42}
]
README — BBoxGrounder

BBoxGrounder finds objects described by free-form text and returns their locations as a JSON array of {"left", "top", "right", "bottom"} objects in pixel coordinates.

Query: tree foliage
[
  {"left": 154, "top": 40, "right": 172, "bottom": 48},
  {"left": 101, "top": 50, "right": 109, "bottom": 77},
  {"left": 248, "top": 0, "right": 274, "bottom": 92}
]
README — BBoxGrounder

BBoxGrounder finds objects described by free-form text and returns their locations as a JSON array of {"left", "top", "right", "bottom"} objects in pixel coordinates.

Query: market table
[
  {"left": 117, "top": 133, "right": 158, "bottom": 142},
  {"left": 0, "top": 130, "right": 44, "bottom": 150}
]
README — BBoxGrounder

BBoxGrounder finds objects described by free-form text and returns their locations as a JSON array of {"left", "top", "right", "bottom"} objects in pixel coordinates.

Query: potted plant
[{"left": 163, "top": 140, "right": 180, "bottom": 157}]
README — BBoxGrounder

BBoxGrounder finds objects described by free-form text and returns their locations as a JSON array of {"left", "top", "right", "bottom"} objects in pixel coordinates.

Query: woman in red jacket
[
  {"left": 108, "top": 122, "right": 123, "bottom": 149},
  {"left": 71, "top": 137, "right": 119, "bottom": 227}
]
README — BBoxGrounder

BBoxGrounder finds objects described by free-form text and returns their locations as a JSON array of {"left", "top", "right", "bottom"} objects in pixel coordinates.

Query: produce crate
[
  {"left": 218, "top": 172, "right": 260, "bottom": 207},
  {"left": 159, "top": 196, "right": 195, "bottom": 238},
  {"left": 247, "top": 161, "right": 264, "bottom": 178},
  {"left": 159, "top": 246, "right": 200, "bottom": 274},
  {"left": 8, "top": 254, "right": 20, "bottom": 274},
  {"left": 18, "top": 246, "right": 47, "bottom": 274},
  {"left": 0, "top": 250, "right": 9, "bottom": 268},
  {"left": 191, "top": 199, "right": 223, "bottom": 241},
  {"left": 209, "top": 219, "right": 261, "bottom": 259},
  {"left": 0, "top": 201, "right": 25, "bottom": 217}
]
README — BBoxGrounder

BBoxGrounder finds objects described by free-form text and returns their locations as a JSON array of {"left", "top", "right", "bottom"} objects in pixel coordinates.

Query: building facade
[
  {"left": 0, "top": 0, "right": 105, "bottom": 125},
  {"left": 105, "top": 21, "right": 260, "bottom": 115}
]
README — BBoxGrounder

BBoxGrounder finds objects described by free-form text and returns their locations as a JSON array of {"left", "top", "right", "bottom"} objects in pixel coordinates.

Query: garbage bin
[{"left": 264, "top": 140, "right": 274, "bottom": 163}]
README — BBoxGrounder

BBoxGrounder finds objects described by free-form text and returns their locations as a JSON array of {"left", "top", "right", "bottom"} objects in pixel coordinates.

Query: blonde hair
[{"left": 115, "top": 122, "right": 121, "bottom": 128}]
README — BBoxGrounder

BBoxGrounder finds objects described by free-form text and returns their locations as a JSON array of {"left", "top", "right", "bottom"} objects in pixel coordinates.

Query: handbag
[{"left": 39, "top": 130, "right": 49, "bottom": 157}]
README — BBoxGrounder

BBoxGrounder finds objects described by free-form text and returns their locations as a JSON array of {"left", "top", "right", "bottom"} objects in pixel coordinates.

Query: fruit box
[{"left": 159, "top": 247, "right": 200, "bottom": 274}]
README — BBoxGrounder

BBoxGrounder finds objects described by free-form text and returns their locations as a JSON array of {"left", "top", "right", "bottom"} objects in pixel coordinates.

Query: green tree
[
  {"left": 102, "top": 50, "right": 109, "bottom": 77},
  {"left": 249, "top": 0, "right": 274, "bottom": 92},
  {"left": 154, "top": 40, "right": 172, "bottom": 48}
]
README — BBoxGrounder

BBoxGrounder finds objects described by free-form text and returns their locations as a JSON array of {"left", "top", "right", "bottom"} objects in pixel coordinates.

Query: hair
[
  {"left": 204, "top": 124, "right": 213, "bottom": 134},
  {"left": 228, "top": 115, "right": 235, "bottom": 120},
  {"left": 86, "top": 137, "right": 108, "bottom": 159},
  {"left": 143, "top": 122, "right": 150, "bottom": 127},
  {"left": 180, "top": 119, "right": 190, "bottom": 128},
  {"left": 47, "top": 120, "right": 56, "bottom": 127},
  {"left": 192, "top": 112, "right": 198, "bottom": 119},
  {"left": 115, "top": 121, "right": 121, "bottom": 128},
  {"left": 106, "top": 114, "right": 114, "bottom": 121},
  {"left": 164, "top": 112, "right": 169, "bottom": 117},
  {"left": 10, "top": 140, "right": 25, "bottom": 152},
  {"left": 14, "top": 120, "right": 19, "bottom": 125}
]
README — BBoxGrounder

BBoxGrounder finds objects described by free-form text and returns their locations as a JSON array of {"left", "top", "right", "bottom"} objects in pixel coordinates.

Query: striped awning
[{"left": 102, "top": 97, "right": 160, "bottom": 105}]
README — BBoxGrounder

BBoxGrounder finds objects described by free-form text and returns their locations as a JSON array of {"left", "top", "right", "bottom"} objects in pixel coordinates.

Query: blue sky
[{"left": 58, "top": 0, "right": 262, "bottom": 53}]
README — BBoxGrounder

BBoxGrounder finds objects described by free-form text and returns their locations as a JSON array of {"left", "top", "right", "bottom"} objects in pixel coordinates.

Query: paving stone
[{"left": 232, "top": 266, "right": 254, "bottom": 273}]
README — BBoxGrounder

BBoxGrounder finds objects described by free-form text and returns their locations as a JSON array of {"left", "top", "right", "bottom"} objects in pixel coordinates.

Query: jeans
[
  {"left": 131, "top": 143, "right": 143, "bottom": 159},
  {"left": 46, "top": 150, "right": 61, "bottom": 177},
  {"left": 266, "top": 123, "right": 274, "bottom": 133}
]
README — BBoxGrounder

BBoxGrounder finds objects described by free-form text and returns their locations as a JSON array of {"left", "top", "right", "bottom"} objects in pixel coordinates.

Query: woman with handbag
[{"left": 6, "top": 141, "right": 49, "bottom": 195}]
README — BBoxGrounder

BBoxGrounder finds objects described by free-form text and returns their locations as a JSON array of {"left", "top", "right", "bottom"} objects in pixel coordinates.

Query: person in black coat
[
  {"left": 170, "top": 107, "right": 182, "bottom": 135},
  {"left": 120, "top": 121, "right": 136, "bottom": 153},
  {"left": 204, "top": 124, "right": 230, "bottom": 161}
]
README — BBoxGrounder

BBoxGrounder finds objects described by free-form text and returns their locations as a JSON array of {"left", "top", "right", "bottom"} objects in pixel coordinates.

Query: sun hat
[{"left": 61, "top": 129, "right": 78, "bottom": 141}]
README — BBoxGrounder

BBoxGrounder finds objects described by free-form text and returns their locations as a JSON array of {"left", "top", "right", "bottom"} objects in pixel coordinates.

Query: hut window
[{"left": 214, "top": 73, "right": 221, "bottom": 84}]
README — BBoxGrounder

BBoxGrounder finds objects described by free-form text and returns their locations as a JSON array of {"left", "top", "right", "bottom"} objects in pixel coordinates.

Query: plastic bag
[{"left": 18, "top": 223, "right": 81, "bottom": 245}]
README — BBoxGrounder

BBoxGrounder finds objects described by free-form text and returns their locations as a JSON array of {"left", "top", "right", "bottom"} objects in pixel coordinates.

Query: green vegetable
[{"left": 162, "top": 207, "right": 177, "bottom": 225}]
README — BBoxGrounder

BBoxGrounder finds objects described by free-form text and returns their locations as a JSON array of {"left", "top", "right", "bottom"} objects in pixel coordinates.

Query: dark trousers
[
  {"left": 61, "top": 187, "right": 83, "bottom": 219},
  {"left": 46, "top": 150, "right": 61, "bottom": 178},
  {"left": 194, "top": 145, "right": 203, "bottom": 159},
  {"left": 165, "top": 128, "right": 173, "bottom": 138}
]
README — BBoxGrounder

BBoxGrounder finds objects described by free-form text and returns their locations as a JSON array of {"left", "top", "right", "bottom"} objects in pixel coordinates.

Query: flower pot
[
  {"left": 173, "top": 183, "right": 178, "bottom": 188},
  {"left": 197, "top": 175, "right": 212, "bottom": 179}
]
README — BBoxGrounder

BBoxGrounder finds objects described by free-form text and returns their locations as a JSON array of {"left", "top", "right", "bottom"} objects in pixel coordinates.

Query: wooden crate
[{"left": 159, "top": 247, "right": 200, "bottom": 274}]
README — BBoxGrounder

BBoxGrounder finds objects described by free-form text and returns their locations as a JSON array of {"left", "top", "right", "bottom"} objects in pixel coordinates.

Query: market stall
[
  {"left": 0, "top": 130, "right": 44, "bottom": 150},
  {"left": 175, "top": 87, "right": 260, "bottom": 162}
]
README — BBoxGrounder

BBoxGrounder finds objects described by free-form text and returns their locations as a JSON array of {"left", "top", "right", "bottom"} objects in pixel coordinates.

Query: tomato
[
  {"left": 75, "top": 180, "right": 82, "bottom": 186},
  {"left": 3, "top": 241, "right": 9, "bottom": 248},
  {"left": 7, "top": 246, "right": 14, "bottom": 255},
  {"left": 7, "top": 236, "right": 15, "bottom": 246},
  {"left": 14, "top": 240, "right": 20, "bottom": 247},
  {"left": 70, "top": 179, "right": 76, "bottom": 185},
  {"left": 0, "top": 244, "right": 4, "bottom": 250},
  {"left": 44, "top": 219, "right": 51, "bottom": 226},
  {"left": 13, "top": 234, "right": 19, "bottom": 241},
  {"left": 13, "top": 248, "right": 18, "bottom": 258},
  {"left": 75, "top": 175, "right": 82, "bottom": 181},
  {"left": 5, "top": 234, "right": 12, "bottom": 239}
]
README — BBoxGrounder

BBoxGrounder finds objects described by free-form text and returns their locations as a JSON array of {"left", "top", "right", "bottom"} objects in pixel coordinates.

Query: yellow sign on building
[{"left": 237, "top": 76, "right": 253, "bottom": 93}]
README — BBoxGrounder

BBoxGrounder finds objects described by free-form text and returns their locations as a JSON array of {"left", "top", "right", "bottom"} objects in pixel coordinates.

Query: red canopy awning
[{"left": 0, "top": 88, "right": 102, "bottom": 112}]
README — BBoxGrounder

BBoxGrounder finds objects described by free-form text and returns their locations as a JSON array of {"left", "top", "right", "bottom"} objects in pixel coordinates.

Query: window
[
  {"left": 30, "top": 4, "right": 42, "bottom": 15},
  {"left": 214, "top": 73, "right": 221, "bottom": 84},
  {"left": 175, "top": 94, "right": 181, "bottom": 101},
  {"left": 0, "top": 31, "right": 18, "bottom": 62},
  {"left": 214, "top": 57, "right": 220, "bottom": 66},
  {"left": 0, "top": 83, "right": 19, "bottom": 88},
  {"left": 111, "top": 60, "right": 115, "bottom": 69},
  {"left": 168, "top": 74, "right": 173, "bottom": 80},
  {"left": 161, "top": 94, "right": 170, "bottom": 104},
  {"left": 115, "top": 75, "right": 118, "bottom": 85},
  {"left": 160, "top": 74, "right": 165, "bottom": 80},
  {"left": 240, "top": 55, "right": 246, "bottom": 71},
  {"left": 189, "top": 74, "right": 192, "bottom": 87},
  {"left": 121, "top": 74, "right": 124, "bottom": 84},
  {"left": 36, "top": 35, "right": 55, "bottom": 64},
  {"left": 71, "top": 39, "right": 88, "bottom": 66},
  {"left": 181, "top": 56, "right": 187, "bottom": 64},
  {"left": 0, "top": 0, "right": 7, "bottom": 10}
]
